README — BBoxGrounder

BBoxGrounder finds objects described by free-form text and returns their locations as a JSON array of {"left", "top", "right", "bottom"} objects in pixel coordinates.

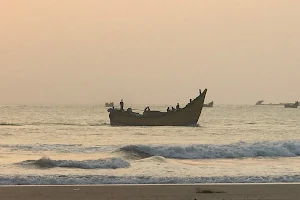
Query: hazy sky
[{"left": 1, "top": 0, "right": 299, "bottom": 105}]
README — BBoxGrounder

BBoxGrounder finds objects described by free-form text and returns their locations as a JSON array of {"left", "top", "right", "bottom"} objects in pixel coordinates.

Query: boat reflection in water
[{"left": 107, "top": 89, "right": 207, "bottom": 126}]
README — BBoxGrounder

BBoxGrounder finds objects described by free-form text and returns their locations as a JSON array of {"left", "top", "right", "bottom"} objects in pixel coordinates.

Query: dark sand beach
[{"left": 0, "top": 184, "right": 298, "bottom": 200}]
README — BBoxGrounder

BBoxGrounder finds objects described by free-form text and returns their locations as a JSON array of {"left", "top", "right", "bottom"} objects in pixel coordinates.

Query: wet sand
[{"left": 0, "top": 184, "right": 298, "bottom": 200}]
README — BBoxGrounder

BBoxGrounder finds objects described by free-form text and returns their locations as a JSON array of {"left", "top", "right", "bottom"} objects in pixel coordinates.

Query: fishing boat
[
  {"left": 255, "top": 100, "right": 285, "bottom": 106},
  {"left": 284, "top": 101, "right": 299, "bottom": 108},
  {"left": 203, "top": 101, "right": 213, "bottom": 107},
  {"left": 107, "top": 89, "right": 207, "bottom": 126},
  {"left": 105, "top": 102, "right": 114, "bottom": 107}
]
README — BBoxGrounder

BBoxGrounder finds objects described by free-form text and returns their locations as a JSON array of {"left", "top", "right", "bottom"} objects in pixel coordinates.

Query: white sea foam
[
  {"left": 17, "top": 157, "right": 130, "bottom": 169},
  {"left": 140, "top": 156, "right": 168, "bottom": 162},
  {"left": 0, "top": 174, "right": 300, "bottom": 185},
  {"left": 120, "top": 140, "right": 300, "bottom": 159}
]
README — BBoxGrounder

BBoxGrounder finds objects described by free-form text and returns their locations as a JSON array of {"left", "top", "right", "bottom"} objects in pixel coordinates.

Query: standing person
[
  {"left": 176, "top": 103, "right": 180, "bottom": 110},
  {"left": 120, "top": 99, "right": 124, "bottom": 110}
]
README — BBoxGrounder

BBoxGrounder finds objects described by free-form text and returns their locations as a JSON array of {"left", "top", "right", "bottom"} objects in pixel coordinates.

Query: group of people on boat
[
  {"left": 117, "top": 98, "right": 192, "bottom": 114},
  {"left": 166, "top": 103, "right": 180, "bottom": 112}
]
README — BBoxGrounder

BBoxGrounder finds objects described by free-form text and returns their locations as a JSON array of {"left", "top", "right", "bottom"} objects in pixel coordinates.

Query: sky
[{"left": 1, "top": 0, "right": 299, "bottom": 105}]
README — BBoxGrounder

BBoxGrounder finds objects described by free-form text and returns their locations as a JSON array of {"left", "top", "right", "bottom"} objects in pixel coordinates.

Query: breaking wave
[
  {"left": 17, "top": 157, "right": 130, "bottom": 169},
  {"left": 1, "top": 174, "right": 300, "bottom": 185},
  {"left": 139, "top": 156, "right": 168, "bottom": 163},
  {"left": 119, "top": 140, "right": 300, "bottom": 159}
]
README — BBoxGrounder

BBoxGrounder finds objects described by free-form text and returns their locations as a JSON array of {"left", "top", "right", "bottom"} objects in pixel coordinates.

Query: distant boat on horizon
[
  {"left": 105, "top": 102, "right": 114, "bottom": 107},
  {"left": 255, "top": 100, "right": 285, "bottom": 106},
  {"left": 203, "top": 101, "right": 213, "bottom": 107},
  {"left": 284, "top": 101, "right": 299, "bottom": 108}
]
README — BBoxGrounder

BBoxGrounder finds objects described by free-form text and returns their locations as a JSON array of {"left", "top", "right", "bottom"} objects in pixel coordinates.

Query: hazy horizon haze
[{"left": 1, "top": 0, "right": 299, "bottom": 105}]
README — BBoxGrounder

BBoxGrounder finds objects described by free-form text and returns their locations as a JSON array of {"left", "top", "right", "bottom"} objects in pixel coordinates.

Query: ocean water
[{"left": 0, "top": 104, "right": 300, "bottom": 185}]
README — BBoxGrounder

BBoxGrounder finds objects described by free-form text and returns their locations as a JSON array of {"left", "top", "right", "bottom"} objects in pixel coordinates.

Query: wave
[
  {"left": 0, "top": 143, "right": 115, "bottom": 153},
  {"left": 1, "top": 174, "right": 300, "bottom": 185},
  {"left": 119, "top": 140, "right": 300, "bottom": 159},
  {"left": 17, "top": 156, "right": 130, "bottom": 169},
  {"left": 0, "top": 122, "right": 108, "bottom": 127},
  {"left": 89, "top": 123, "right": 110, "bottom": 126},
  {"left": 140, "top": 156, "right": 168, "bottom": 163},
  {"left": 0, "top": 123, "right": 22, "bottom": 126},
  {"left": 29, "top": 122, "right": 108, "bottom": 126}
]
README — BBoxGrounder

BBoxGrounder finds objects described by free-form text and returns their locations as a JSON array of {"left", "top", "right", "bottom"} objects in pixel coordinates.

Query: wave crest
[
  {"left": 119, "top": 141, "right": 300, "bottom": 159},
  {"left": 18, "top": 156, "right": 130, "bottom": 169}
]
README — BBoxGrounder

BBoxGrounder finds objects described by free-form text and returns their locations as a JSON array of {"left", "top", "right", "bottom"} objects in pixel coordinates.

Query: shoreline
[{"left": 0, "top": 183, "right": 299, "bottom": 200}]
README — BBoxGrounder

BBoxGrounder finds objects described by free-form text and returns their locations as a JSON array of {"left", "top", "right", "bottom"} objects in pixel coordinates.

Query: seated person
[
  {"left": 167, "top": 107, "right": 170, "bottom": 112},
  {"left": 144, "top": 106, "right": 151, "bottom": 112},
  {"left": 176, "top": 103, "right": 180, "bottom": 110},
  {"left": 171, "top": 107, "right": 176, "bottom": 111},
  {"left": 120, "top": 99, "right": 124, "bottom": 110}
]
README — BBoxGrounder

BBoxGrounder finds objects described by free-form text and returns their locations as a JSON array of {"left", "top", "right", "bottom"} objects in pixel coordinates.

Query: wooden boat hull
[{"left": 108, "top": 89, "right": 207, "bottom": 126}]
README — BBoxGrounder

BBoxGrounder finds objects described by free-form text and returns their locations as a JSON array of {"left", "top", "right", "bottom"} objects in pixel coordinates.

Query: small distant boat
[
  {"left": 255, "top": 100, "right": 285, "bottom": 106},
  {"left": 107, "top": 89, "right": 207, "bottom": 126},
  {"left": 255, "top": 100, "right": 265, "bottom": 105},
  {"left": 284, "top": 101, "right": 299, "bottom": 108},
  {"left": 203, "top": 101, "right": 213, "bottom": 107},
  {"left": 105, "top": 102, "right": 114, "bottom": 107}
]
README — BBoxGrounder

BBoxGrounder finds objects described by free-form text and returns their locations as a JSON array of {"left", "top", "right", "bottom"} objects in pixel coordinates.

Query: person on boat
[
  {"left": 190, "top": 99, "right": 192, "bottom": 103},
  {"left": 171, "top": 107, "right": 176, "bottom": 111},
  {"left": 176, "top": 103, "right": 180, "bottom": 110},
  {"left": 120, "top": 99, "right": 124, "bottom": 110},
  {"left": 144, "top": 106, "right": 150, "bottom": 112},
  {"left": 167, "top": 107, "right": 170, "bottom": 112}
]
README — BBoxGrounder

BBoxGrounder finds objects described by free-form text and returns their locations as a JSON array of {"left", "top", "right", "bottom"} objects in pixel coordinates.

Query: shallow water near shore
[{"left": 0, "top": 104, "right": 300, "bottom": 185}]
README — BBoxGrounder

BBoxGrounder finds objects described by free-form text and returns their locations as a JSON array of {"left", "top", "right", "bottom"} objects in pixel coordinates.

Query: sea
[{"left": 0, "top": 104, "right": 300, "bottom": 185}]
